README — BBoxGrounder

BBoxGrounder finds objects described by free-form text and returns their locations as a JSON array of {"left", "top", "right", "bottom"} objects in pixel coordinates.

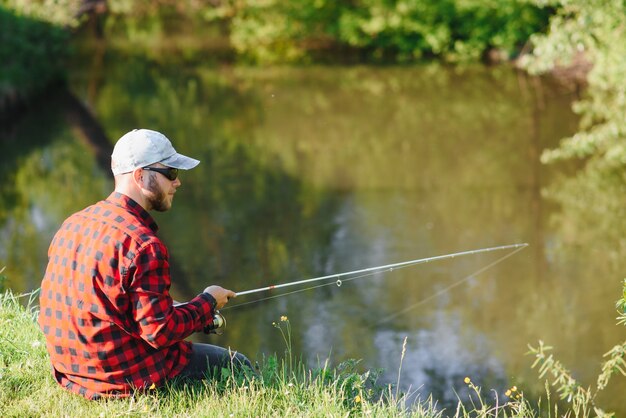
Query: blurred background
[{"left": 1, "top": 0, "right": 625, "bottom": 413}]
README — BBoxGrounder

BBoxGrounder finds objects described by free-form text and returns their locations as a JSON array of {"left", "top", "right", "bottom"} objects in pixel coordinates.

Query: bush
[
  {"left": 521, "top": 0, "right": 626, "bottom": 167},
  {"left": 210, "top": 0, "right": 552, "bottom": 63},
  {"left": 0, "top": 6, "right": 70, "bottom": 110}
]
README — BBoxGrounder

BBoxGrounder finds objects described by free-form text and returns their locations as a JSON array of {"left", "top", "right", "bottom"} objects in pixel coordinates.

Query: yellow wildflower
[
  {"left": 149, "top": 383, "right": 156, "bottom": 390},
  {"left": 505, "top": 390, "right": 511, "bottom": 397},
  {"left": 355, "top": 395, "right": 361, "bottom": 403},
  {"left": 280, "top": 315, "right": 288, "bottom": 322},
  {"left": 464, "top": 377, "right": 471, "bottom": 384}
]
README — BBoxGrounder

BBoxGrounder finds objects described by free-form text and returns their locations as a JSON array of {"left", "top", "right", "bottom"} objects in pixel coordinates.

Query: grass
[
  {"left": 0, "top": 289, "right": 429, "bottom": 417},
  {"left": 1, "top": 282, "right": 624, "bottom": 417}
]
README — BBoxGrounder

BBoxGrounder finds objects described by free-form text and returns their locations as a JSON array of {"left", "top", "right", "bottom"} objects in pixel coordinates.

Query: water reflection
[
  {"left": 0, "top": 94, "right": 112, "bottom": 291},
  {"left": 2, "top": 55, "right": 625, "bottom": 414},
  {"left": 373, "top": 316, "right": 507, "bottom": 406}
]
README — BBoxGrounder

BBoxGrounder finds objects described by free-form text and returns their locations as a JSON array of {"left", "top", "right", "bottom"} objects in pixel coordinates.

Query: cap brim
[{"left": 160, "top": 153, "right": 200, "bottom": 170}]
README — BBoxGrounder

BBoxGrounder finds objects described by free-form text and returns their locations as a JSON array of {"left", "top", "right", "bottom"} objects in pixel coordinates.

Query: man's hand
[{"left": 203, "top": 285, "right": 236, "bottom": 309}]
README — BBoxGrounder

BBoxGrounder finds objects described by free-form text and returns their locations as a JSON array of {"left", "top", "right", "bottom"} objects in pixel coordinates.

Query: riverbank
[
  {"left": 7, "top": 284, "right": 624, "bottom": 417},
  {"left": 0, "top": 289, "right": 545, "bottom": 417}
]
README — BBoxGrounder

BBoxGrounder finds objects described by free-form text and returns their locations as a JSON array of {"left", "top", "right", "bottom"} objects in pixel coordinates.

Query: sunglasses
[{"left": 142, "top": 166, "right": 179, "bottom": 181}]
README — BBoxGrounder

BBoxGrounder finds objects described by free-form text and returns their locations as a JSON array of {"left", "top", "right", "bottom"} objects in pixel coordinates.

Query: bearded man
[{"left": 38, "top": 129, "right": 251, "bottom": 399}]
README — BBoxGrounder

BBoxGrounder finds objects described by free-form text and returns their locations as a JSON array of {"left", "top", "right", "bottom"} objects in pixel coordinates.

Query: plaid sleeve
[{"left": 129, "top": 242, "right": 215, "bottom": 348}]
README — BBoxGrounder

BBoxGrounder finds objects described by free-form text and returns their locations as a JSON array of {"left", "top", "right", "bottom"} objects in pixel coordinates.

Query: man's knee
[{"left": 184, "top": 343, "right": 253, "bottom": 376}]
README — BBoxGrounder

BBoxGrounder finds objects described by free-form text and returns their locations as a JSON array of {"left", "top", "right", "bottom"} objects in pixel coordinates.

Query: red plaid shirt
[{"left": 38, "top": 192, "right": 216, "bottom": 399}]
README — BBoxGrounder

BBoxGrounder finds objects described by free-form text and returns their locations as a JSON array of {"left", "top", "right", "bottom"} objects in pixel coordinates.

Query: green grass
[
  {"left": 0, "top": 289, "right": 432, "bottom": 417},
  {"left": 0, "top": 290, "right": 422, "bottom": 417},
  {"left": 1, "top": 286, "right": 618, "bottom": 417}
]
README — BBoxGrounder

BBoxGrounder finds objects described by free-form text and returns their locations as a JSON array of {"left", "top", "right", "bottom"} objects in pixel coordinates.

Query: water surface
[{"left": 2, "top": 53, "right": 624, "bottom": 413}]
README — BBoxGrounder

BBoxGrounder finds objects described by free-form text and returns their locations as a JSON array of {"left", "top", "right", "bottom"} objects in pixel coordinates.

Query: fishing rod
[
  {"left": 204, "top": 243, "right": 528, "bottom": 334},
  {"left": 376, "top": 242, "right": 529, "bottom": 325}
]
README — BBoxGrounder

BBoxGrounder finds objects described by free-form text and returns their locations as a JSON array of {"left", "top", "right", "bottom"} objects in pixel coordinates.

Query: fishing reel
[{"left": 204, "top": 311, "right": 226, "bottom": 335}]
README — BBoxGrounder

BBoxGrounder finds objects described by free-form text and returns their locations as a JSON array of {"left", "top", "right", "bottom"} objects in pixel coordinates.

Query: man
[{"left": 38, "top": 129, "right": 251, "bottom": 399}]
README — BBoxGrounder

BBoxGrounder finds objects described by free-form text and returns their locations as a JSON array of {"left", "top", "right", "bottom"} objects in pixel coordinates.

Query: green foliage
[
  {"left": 0, "top": 5, "right": 70, "bottom": 108},
  {"left": 209, "top": 0, "right": 552, "bottom": 63},
  {"left": 82, "top": 0, "right": 550, "bottom": 64},
  {"left": 1, "top": 0, "right": 82, "bottom": 27},
  {"left": 521, "top": 0, "right": 626, "bottom": 166},
  {"left": 337, "top": 0, "right": 551, "bottom": 62}
]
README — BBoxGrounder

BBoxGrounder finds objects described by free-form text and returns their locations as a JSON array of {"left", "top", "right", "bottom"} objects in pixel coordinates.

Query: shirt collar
[{"left": 106, "top": 192, "right": 159, "bottom": 233}]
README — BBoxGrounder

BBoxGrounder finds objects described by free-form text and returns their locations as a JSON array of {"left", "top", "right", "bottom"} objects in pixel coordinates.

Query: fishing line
[
  {"left": 223, "top": 243, "right": 528, "bottom": 312},
  {"left": 376, "top": 243, "right": 528, "bottom": 325},
  {"left": 224, "top": 261, "right": 426, "bottom": 311}
]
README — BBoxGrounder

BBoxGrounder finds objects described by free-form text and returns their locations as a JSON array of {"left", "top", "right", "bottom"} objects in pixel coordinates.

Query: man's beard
[{"left": 146, "top": 174, "right": 170, "bottom": 212}]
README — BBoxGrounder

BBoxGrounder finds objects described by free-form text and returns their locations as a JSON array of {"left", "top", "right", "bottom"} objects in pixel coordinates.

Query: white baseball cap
[{"left": 111, "top": 129, "right": 200, "bottom": 175}]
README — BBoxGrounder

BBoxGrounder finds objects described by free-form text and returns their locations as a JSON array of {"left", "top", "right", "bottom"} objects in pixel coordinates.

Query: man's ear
[{"left": 132, "top": 168, "right": 145, "bottom": 189}]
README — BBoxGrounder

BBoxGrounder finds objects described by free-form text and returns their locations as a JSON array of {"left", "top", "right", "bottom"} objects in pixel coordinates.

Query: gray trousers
[{"left": 177, "top": 343, "right": 253, "bottom": 380}]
